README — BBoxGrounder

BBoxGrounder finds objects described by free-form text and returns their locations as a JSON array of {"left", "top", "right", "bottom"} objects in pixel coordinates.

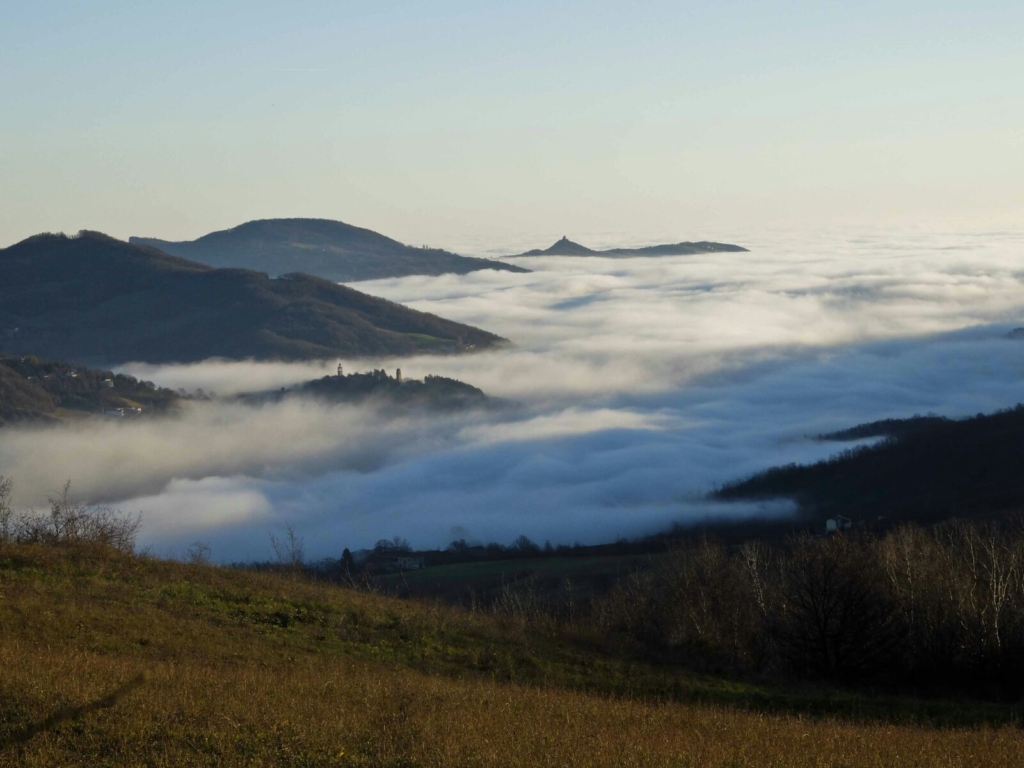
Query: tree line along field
[{"left": 1, "top": 496, "right": 1024, "bottom": 766}]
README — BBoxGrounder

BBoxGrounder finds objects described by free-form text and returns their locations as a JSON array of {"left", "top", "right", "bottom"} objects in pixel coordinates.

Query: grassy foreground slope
[{"left": 0, "top": 543, "right": 1021, "bottom": 767}]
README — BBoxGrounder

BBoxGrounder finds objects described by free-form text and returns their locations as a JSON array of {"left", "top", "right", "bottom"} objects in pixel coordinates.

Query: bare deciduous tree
[
  {"left": 185, "top": 541, "right": 212, "bottom": 565},
  {"left": 270, "top": 525, "right": 305, "bottom": 573},
  {"left": 772, "top": 534, "right": 899, "bottom": 680}
]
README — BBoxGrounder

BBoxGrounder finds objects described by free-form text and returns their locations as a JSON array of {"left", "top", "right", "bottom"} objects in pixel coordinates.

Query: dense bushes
[{"left": 591, "top": 521, "right": 1024, "bottom": 700}]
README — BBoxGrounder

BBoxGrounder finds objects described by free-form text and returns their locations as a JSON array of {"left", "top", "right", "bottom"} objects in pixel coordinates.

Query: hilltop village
[{"left": 243, "top": 364, "right": 491, "bottom": 411}]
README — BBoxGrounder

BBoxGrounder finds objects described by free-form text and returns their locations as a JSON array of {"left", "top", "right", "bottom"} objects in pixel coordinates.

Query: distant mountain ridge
[
  {"left": 514, "top": 236, "right": 748, "bottom": 257},
  {"left": 131, "top": 218, "right": 530, "bottom": 282},
  {"left": 0, "top": 231, "right": 507, "bottom": 365}
]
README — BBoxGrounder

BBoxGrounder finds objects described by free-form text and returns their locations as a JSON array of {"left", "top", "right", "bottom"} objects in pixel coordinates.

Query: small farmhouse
[
  {"left": 825, "top": 515, "right": 853, "bottom": 534},
  {"left": 369, "top": 554, "right": 425, "bottom": 572}
]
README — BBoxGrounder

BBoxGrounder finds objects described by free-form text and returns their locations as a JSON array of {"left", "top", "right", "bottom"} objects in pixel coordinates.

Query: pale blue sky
[{"left": 2, "top": 1, "right": 1022, "bottom": 248}]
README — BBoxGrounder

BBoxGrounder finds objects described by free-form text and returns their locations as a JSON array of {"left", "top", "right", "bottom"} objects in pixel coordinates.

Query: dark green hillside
[
  {"left": 0, "top": 356, "right": 181, "bottom": 426},
  {"left": 296, "top": 369, "right": 489, "bottom": 410},
  {"left": 241, "top": 367, "right": 492, "bottom": 411},
  {"left": 818, "top": 415, "right": 951, "bottom": 442},
  {"left": 131, "top": 218, "right": 529, "bottom": 282},
  {"left": 516, "top": 236, "right": 748, "bottom": 257},
  {"left": 717, "top": 405, "right": 1024, "bottom": 524},
  {"left": 0, "top": 232, "right": 507, "bottom": 365}
]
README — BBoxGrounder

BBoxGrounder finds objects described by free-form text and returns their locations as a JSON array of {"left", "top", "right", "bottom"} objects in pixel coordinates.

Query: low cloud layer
[{"left": 5, "top": 228, "right": 1024, "bottom": 560}]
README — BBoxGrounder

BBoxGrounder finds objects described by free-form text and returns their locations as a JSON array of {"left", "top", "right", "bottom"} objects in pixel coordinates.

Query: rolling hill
[
  {"left": 0, "top": 355, "right": 181, "bottom": 426},
  {"left": 0, "top": 231, "right": 508, "bottom": 365},
  {"left": 716, "top": 405, "right": 1024, "bottom": 524},
  {"left": 292, "top": 369, "right": 490, "bottom": 410},
  {"left": 130, "top": 218, "right": 530, "bottom": 282},
  {"left": 514, "top": 236, "right": 748, "bottom": 257},
  {"left": 240, "top": 367, "right": 494, "bottom": 412}
]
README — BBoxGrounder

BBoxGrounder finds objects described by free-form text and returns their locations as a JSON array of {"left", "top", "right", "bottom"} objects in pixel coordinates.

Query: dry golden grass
[{"left": 1, "top": 543, "right": 1021, "bottom": 767}]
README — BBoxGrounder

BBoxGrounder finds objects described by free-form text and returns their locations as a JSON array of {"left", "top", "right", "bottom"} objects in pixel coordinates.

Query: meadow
[{"left": 1, "top": 541, "right": 1021, "bottom": 767}]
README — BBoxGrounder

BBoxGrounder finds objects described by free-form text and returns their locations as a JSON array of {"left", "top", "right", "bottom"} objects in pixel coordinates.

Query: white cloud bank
[{"left": 4, "top": 228, "right": 1024, "bottom": 560}]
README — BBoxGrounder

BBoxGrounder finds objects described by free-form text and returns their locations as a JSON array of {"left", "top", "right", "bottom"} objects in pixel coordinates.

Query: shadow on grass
[
  {"left": 551, "top": 631, "right": 1024, "bottom": 730},
  {"left": 0, "top": 672, "right": 149, "bottom": 751}
]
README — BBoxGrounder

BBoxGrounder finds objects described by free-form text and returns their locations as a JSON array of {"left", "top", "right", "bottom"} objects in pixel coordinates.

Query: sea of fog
[{"left": 4, "top": 228, "right": 1024, "bottom": 561}]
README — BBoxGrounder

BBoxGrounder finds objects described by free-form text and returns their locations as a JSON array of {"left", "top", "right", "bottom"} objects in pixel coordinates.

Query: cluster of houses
[
  {"left": 347, "top": 548, "right": 425, "bottom": 573},
  {"left": 372, "top": 553, "right": 424, "bottom": 572}
]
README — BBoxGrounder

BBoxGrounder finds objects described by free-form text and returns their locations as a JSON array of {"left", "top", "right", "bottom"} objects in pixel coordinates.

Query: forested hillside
[
  {"left": 718, "top": 405, "right": 1024, "bottom": 524},
  {"left": 0, "top": 356, "right": 179, "bottom": 426},
  {"left": 287, "top": 369, "right": 490, "bottom": 410},
  {"left": 0, "top": 232, "right": 507, "bottom": 365}
]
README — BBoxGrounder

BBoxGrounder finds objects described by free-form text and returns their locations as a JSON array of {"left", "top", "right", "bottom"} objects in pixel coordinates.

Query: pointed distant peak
[
  {"left": 514, "top": 237, "right": 597, "bottom": 256},
  {"left": 514, "top": 236, "right": 748, "bottom": 258}
]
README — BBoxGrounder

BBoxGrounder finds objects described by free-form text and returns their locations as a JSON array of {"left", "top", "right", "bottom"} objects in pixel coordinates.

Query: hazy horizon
[{"left": 3, "top": 2, "right": 1022, "bottom": 249}]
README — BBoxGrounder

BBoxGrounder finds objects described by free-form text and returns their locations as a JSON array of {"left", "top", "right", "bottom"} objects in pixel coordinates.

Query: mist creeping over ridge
[{"left": 3, "top": 228, "right": 1024, "bottom": 561}]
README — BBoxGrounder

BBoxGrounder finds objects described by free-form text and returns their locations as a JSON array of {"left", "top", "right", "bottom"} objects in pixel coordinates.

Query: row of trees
[{"left": 590, "top": 521, "right": 1024, "bottom": 700}]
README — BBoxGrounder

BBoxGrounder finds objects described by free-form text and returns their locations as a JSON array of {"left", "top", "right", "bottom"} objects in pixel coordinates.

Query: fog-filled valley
[
  {"left": 4, "top": 228, "right": 1024, "bottom": 561},
  {"left": 8, "top": 4, "right": 1024, "bottom": 761}
]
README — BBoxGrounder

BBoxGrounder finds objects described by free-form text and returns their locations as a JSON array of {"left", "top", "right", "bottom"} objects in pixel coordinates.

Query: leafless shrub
[
  {"left": 491, "top": 575, "right": 555, "bottom": 630},
  {"left": 592, "top": 569, "right": 658, "bottom": 639},
  {"left": 13, "top": 480, "right": 140, "bottom": 554},
  {"left": 185, "top": 541, "right": 212, "bottom": 565}
]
